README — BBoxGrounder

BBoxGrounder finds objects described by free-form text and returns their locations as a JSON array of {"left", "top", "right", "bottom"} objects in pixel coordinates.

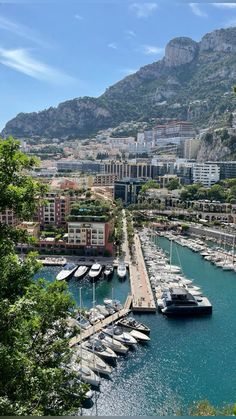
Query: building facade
[
  {"left": 192, "top": 163, "right": 220, "bottom": 187},
  {"left": 38, "top": 193, "right": 70, "bottom": 228},
  {"left": 0, "top": 209, "right": 19, "bottom": 226},
  {"left": 67, "top": 220, "right": 112, "bottom": 253},
  {"left": 114, "top": 178, "right": 146, "bottom": 206}
]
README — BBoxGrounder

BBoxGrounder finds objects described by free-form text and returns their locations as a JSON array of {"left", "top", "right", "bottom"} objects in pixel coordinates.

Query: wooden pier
[
  {"left": 129, "top": 234, "right": 156, "bottom": 312},
  {"left": 69, "top": 295, "right": 132, "bottom": 347}
]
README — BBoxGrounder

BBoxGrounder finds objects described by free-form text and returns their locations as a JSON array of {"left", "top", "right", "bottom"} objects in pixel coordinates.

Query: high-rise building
[{"left": 114, "top": 178, "right": 146, "bottom": 205}]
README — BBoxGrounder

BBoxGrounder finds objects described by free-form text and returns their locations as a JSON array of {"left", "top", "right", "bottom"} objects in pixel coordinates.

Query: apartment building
[
  {"left": 94, "top": 173, "right": 119, "bottom": 186},
  {"left": 67, "top": 221, "right": 112, "bottom": 253},
  {"left": 0, "top": 209, "right": 19, "bottom": 226},
  {"left": 192, "top": 163, "right": 220, "bottom": 187},
  {"left": 38, "top": 193, "right": 70, "bottom": 227}
]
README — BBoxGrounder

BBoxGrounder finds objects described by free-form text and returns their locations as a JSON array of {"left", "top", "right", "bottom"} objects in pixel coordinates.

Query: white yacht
[
  {"left": 70, "top": 359, "right": 100, "bottom": 387},
  {"left": 96, "top": 331, "right": 128, "bottom": 354},
  {"left": 88, "top": 263, "right": 102, "bottom": 281},
  {"left": 81, "top": 338, "right": 117, "bottom": 360},
  {"left": 103, "top": 325, "right": 137, "bottom": 345},
  {"left": 117, "top": 262, "right": 127, "bottom": 279},
  {"left": 88, "top": 308, "right": 105, "bottom": 324},
  {"left": 56, "top": 263, "right": 78, "bottom": 281},
  {"left": 75, "top": 347, "right": 112, "bottom": 376},
  {"left": 74, "top": 265, "right": 88, "bottom": 279},
  {"left": 129, "top": 329, "right": 150, "bottom": 342}
]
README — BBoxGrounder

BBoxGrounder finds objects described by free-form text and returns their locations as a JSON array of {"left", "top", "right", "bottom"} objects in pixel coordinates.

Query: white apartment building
[{"left": 192, "top": 163, "right": 220, "bottom": 187}]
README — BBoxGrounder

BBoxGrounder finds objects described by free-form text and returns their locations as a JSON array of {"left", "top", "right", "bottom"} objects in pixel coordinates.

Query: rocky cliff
[{"left": 2, "top": 27, "right": 236, "bottom": 140}]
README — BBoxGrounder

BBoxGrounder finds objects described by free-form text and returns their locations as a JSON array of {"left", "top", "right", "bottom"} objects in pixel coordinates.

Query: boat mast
[
  {"left": 79, "top": 286, "right": 83, "bottom": 417},
  {"left": 170, "top": 238, "right": 173, "bottom": 273}
]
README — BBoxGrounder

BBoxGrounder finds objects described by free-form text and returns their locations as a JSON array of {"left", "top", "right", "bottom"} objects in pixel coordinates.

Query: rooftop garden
[{"left": 68, "top": 198, "right": 112, "bottom": 222}]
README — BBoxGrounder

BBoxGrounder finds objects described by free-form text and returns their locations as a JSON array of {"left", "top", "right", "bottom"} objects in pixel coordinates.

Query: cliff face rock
[
  {"left": 200, "top": 28, "right": 236, "bottom": 53},
  {"left": 197, "top": 128, "right": 236, "bottom": 161},
  {"left": 2, "top": 26, "right": 236, "bottom": 140},
  {"left": 165, "top": 37, "right": 198, "bottom": 67}
]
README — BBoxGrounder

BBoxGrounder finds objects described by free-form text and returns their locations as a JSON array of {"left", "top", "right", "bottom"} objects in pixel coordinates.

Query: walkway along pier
[{"left": 129, "top": 233, "right": 156, "bottom": 312}]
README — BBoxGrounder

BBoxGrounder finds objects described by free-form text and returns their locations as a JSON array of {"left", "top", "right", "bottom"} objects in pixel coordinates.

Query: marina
[{"left": 35, "top": 241, "right": 236, "bottom": 415}]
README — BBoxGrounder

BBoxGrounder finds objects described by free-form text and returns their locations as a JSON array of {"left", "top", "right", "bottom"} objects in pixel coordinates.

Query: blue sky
[{"left": 0, "top": 0, "right": 236, "bottom": 129}]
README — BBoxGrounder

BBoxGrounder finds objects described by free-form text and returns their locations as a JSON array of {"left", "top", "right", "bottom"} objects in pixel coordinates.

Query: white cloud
[
  {"left": 0, "top": 47, "right": 74, "bottom": 84},
  {"left": 0, "top": 15, "right": 48, "bottom": 47},
  {"left": 212, "top": 3, "right": 236, "bottom": 9},
  {"left": 108, "top": 42, "right": 118, "bottom": 49},
  {"left": 75, "top": 14, "right": 84, "bottom": 20},
  {"left": 130, "top": 2, "right": 158, "bottom": 18},
  {"left": 125, "top": 29, "right": 136, "bottom": 37},
  {"left": 141, "top": 45, "right": 164, "bottom": 55},
  {"left": 189, "top": 3, "right": 208, "bottom": 17}
]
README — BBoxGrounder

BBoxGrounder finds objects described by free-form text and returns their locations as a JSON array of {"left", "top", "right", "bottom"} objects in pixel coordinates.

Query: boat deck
[{"left": 69, "top": 295, "right": 132, "bottom": 347}]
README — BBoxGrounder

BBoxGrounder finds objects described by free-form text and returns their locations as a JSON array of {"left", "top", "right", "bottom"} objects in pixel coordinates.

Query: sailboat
[{"left": 72, "top": 288, "right": 100, "bottom": 388}]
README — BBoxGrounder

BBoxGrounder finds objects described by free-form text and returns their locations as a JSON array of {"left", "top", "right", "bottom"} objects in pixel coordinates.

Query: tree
[
  {"left": 0, "top": 138, "right": 87, "bottom": 415},
  {"left": 140, "top": 180, "right": 160, "bottom": 194},
  {"left": 167, "top": 178, "right": 180, "bottom": 190}
]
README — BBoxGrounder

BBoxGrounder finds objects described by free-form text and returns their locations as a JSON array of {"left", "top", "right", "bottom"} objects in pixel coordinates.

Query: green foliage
[
  {"left": 167, "top": 178, "right": 180, "bottom": 191},
  {"left": 187, "top": 400, "right": 235, "bottom": 416},
  {"left": 69, "top": 198, "right": 112, "bottom": 221},
  {"left": 0, "top": 137, "right": 87, "bottom": 415},
  {"left": 141, "top": 180, "right": 160, "bottom": 194}
]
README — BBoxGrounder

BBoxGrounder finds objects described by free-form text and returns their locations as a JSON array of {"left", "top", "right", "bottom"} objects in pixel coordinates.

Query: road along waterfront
[{"left": 35, "top": 237, "right": 236, "bottom": 416}]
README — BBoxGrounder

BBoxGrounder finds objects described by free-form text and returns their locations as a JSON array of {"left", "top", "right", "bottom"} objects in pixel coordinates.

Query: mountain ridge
[{"left": 2, "top": 26, "right": 236, "bottom": 140}]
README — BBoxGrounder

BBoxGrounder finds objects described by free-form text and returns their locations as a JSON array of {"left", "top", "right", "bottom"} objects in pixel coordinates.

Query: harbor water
[{"left": 35, "top": 237, "right": 236, "bottom": 416}]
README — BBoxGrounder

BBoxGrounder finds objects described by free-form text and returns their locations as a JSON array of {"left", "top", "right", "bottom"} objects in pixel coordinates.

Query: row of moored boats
[
  {"left": 160, "top": 232, "right": 236, "bottom": 272},
  {"left": 140, "top": 228, "right": 212, "bottom": 315},
  {"left": 67, "top": 307, "right": 150, "bottom": 388},
  {"left": 55, "top": 261, "right": 127, "bottom": 281}
]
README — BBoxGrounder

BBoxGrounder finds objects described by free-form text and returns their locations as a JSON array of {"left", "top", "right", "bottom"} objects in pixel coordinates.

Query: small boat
[
  {"left": 70, "top": 360, "right": 100, "bottom": 387},
  {"left": 104, "top": 264, "right": 114, "bottom": 279},
  {"left": 74, "top": 313, "right": 91, "bottom": 330},
  {"left": 96, "top": 331, "right": 128, "bottom": 354},
  {"left": 104, "top": 299, "right": 123, "bottom": 311},
  {"left": 74, "top": 265, "right": 88, "bottom": 279},
  {"left": 129, "top": 329, "right": 150, "bottom": 342},
  {"left": 117, "top": 262, "right": 127, "bottom": 279},
  {"left": 117, "top": 317, "right": 150, "bottom": 334},
  {"left": 96, "top": 304, "right": 110, "bottom": 317},
  {"left": 56, "top": 263, "right": 78, "bottom": 281},
  {"left": 75, "top": 347, "right": 112, "bottom": 376},
  {"left": 88, "top": 308, "right": 105, "bottom": 325},
  {"left": 37, "top": 256, "right": 67, "bottom": 266},
  {"left": 88, "top": 263, "right": 103, "bottom": 281},
  {"left": 82, "top": 339, "right": 117, "bottom": 360},
  {"left": 103, "top": 325, "right": 137, "bottom": 345}
]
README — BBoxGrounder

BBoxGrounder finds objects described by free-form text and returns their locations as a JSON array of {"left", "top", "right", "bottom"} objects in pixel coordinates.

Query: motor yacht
[
  {"left": 70, "top": 360, "right": 100, "bottom": 387},
  {"left": 96, "top": 331, "right": 128, "bottom": 354},
  {"left": 104, "top": 265, "right": 114, "bottom": 279},
  {"left": 103, "top": 325, "right": 137, "bottom": 345},
  {"left": 117, "top": 262, "right": 127, "bottom": 279},
  {"left": 161, "top": 287, "right": 212, "bottom": 316},
  {"left": 128, "top": 329, "right": 150, "bottom": 342},
  {"left": 56, "top": 263, "right": 78, "bottom": 281},
  {"left": 116, "top": 316, "right": 150, "bottom": 335},
  {"left": 88, "top": 263, "right": 103, "bottom": 281},
  {"left": 74, "top": 265, "right": 88, "bottom": 279},
  {"left": 81, "top": 338, "right": 117, "bottom": 360}
]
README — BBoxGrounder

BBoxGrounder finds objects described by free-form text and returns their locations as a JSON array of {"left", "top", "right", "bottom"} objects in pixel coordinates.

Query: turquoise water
[{"left": 36, "top": 240, "right": 236, "bottom": 416}]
